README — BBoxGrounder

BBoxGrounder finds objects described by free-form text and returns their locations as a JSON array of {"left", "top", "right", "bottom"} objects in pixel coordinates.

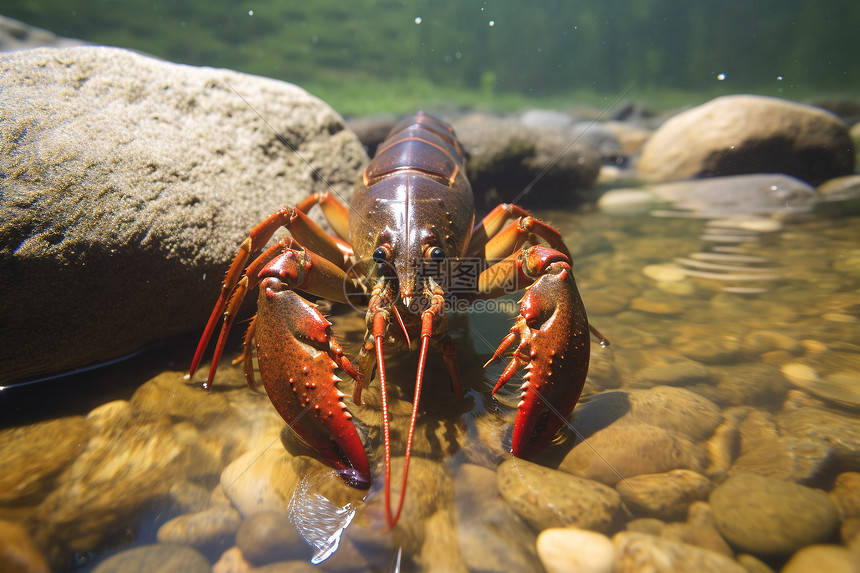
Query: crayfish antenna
[{"left": 377, "top": 308, "right": 435, "bottom": 530}]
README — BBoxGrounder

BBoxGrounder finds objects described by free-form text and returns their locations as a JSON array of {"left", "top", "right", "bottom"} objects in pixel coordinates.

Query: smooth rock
[
  {"left": 235, "top": 511, "right": 311, "bottom": 565},
  {"left": 781, "top": 544, "right": 860, "bottom": 573},
  {"left": 560, "top": 422, "right": 707, "bottom": 486},
  {"left": 731, "top": 437, "right": 831, "bottom": 483},
  {"left": 254, "top": 561, "right": 324, "bottom": 573},
  {"left": 571, "top": 387, "right": 722, "bottom": 443},
  {"left": 451, "top": 114, "right": 601, "bottom": 209},
  {"left": 782, "top": 364, "right": 860, "bottom": 408},
  {"left": 0, "top": 46, "right": 366, "bottom": 384},
  {"left": 0, "top": 519, "right": 50, "bottom": 573},
  {"left": 626, "top": 518, "right": 666, "bottom": 536},
  {"left": 167, "top": 481, "right": 212, "bottom": 514},
  {"left": 130, "top": 371, "right": 231, "bottom": 422},
  {"left": 35, "top": 413, "right": 183, "bottom": 562},
  {"left": 661, "top": 501, "right": 734, "bottom": 557},
  {"left": 643, "top": 174, "right": 820, "bottom": 218},
  {"left": 638, "top": 95, "right": 854, "bottom": 186},
  {"left": 212, "top": 546, "right": 252, "bottom": 573},
  {"left": 830, "top": 473, "right": 860, "bottom": 520},
  {"left": 220, "top": 448, "right": 299, "bottom": 517},
  {"left": 626, "top": 386, "right": 722, "bottom": 441},
  {"left": 613, "top": 531, "right": 746, "bottom": 573},
  {"left": 634, "top": 361, "right": 712, "bottom": 388},
  {"left": 0, "top": 416, "right": 91, "bottom": 505},
  {"left": 92, "top": 544, "right": 210, "bottom": 573},
  {"left": 709, "top": 363, "right": 790, "bottom": 407},
  {"left": 616, "top": 470, "right": 712, "bottom": 521},
  {"left": 598, "top": 188, "right": 656, "bottom": 215},
  {"left": 537, "top": 527, "right": 616, "bottom": 573},
  {"left": 156, "top": 504, "right": 241, "bottom": 550},
  {"left": 348, "top": 456, "right": 453, "bottom": 558},
  {"left": 709, "top": 473, "right": 839, "bottom": 556},
  {"left": 454, "top": 464, "right": 539, "bottom": 573},
  {"left": 642, "top": 262, "right": 687, "bottom": 282},
  {"left": 778, "top": 406, "right": 860, "bottom": 472},
  {"left": 497, "top": 458, "right": 621, "bottom": 532}
]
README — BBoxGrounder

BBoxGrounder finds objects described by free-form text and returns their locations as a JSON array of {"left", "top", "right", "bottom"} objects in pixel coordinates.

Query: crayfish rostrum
[{"left": 189, "top": 112, "right": 603, "bottom": 527}]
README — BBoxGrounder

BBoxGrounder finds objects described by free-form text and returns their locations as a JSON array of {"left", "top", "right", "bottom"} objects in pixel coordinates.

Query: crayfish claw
[{"left": 488, "top": 247, "right": 591, "bottom": 458}]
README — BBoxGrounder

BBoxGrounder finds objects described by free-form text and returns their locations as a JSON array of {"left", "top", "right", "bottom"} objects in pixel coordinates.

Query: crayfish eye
[
  {"left": 427, "top": 246, "right": 446, "bottom": 262},
  {"left": 372, "top": 246, "right": 389, "bottom": 264}
]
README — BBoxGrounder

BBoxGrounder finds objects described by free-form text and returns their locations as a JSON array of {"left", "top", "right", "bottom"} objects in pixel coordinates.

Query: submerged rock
[
  {"left": 709, "top": 473, "right": 839, "bottom": 556},
  {"left": 613, "top": 531, "right": 746, "bottom": 573},
  {"left": 637, "top": 95, "right": 855, "bottom": 185},
  {"left": 91, "top": 544, "right": 210, "bottom": 573},
  {"left": 497, "top": 458, "right": 622, "bottom": 532},
  {"left": 451, "top": 114, "right": 601, "bottom": 209},
  {"left": 0, "top": 46, "right": 366, "bottom": 384},
  {"left": 537, "top": 527, "right": 616, "bottom": 573}
]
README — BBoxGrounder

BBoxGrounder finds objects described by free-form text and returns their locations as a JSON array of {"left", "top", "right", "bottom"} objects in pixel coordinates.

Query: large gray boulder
[
  {"left": 0, "top": 46, "right": 367, "bottom": 384},
  {"left": 637, "top": 95, "right": 855, "bottom": 186}
]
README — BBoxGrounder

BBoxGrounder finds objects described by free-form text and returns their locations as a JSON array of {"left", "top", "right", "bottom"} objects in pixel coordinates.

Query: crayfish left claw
[{"left": 488, "top": 246, "right": 591, "bottom": 458}]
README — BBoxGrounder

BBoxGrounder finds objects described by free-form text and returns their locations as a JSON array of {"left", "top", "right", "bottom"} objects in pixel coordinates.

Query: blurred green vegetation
[{"left": 4, "top": 0, "right": 858, "bottom": 116}]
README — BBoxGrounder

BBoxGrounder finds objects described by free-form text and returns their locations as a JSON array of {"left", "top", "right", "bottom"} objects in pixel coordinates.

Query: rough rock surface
[
  {"left": 0, "top": 46, "right": 367, "bottom": 384},
  {"left": 637, "top": 95, "right": 855, "bottom": 185}
]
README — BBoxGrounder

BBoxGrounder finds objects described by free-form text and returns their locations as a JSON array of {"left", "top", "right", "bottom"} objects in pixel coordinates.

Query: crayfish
[{"left": 189, "top": 112, "right": 602, "bottom": 527}]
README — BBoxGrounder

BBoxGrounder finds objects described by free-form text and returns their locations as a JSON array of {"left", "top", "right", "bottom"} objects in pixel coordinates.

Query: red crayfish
[{"left": 190, "top": 112, "right": 601, "bottom": 527}]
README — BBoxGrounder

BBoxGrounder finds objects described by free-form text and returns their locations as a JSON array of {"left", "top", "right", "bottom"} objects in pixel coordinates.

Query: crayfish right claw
[{"left": 488, "top": 245, "right": 591, "bottom": 458}]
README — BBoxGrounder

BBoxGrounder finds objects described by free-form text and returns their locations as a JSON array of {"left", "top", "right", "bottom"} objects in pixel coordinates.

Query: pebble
[
  {"left": 663, "top": 502, "right": 734, "bottom": 557},
  {"left": 629, "top": 296, "right": 684, "bottom": 315},
  {"left": 167, "top": 481, "right": 212, "bottom": 514},
  {"left": 220, "top": 448, "right": 299, "bottom": 517},
  {"left": 0, "top": 416, "right": 91, "bottom": 505},
  {"left": 454, "top": 464, "right": 540, "bottom": 573},
  {"left": 537, "top": 527, "right": 616, "bottom": 573},
  {"left": 830, "top": 473, "right": 860, "bottom": 520},
  {"left": 91, "top": 544, "right": 210, "bottom": 573},
  {"left": 634, "top": 361, "right": 712, "bottom": 388},
  {"left": 626, "top": 518, "right": 666, "bottom": 536},
  {"left": 156, "top": 504, "right": 241, "bottom": 550},
  {"left": 613, "top": 531, "right": 746, "bottom": 573},
  {"left": 778, "top": 406, "right": 860, "bottom": 472},
  {"left": 626, "top": 386, "right": 723, "bottom": 441},
  {"left": 743, "top": 331, "right": 803, "bottom": 356},
  {"left": 36, "top": 414, "right": 183, "bottom": 560},
  {"left": 598, "top": 188, "right": 656, "bottom": 215},
  {"left": 782, "top": 363, "right": 860, "bottom": 408},
  {"left": 212, "top": 546, "right": 252, "bottom": 573},
  {"left": 709, "top": 473, "right": 839, "bottom": 556},
  {"left": 497, "top": 458, "right": 621, "bottom": 532},
  {"left": 674, "top": 331, "right": 743, "bottom": 364},
  {"left": 560, "top": 422, "right": 707, "bottom": 486},
  {"left": 235, "top": 511, "right": 311, "bottom": 565},
  {"left": 709, "top": 363, "right": 789, "bottom": 407},
  {"left": 705, "top": 420, "right": 740, "bottom": 477},
  {"left": 731, "top": 436, "right": 832, "bottom": 483},
  {"left": 642, "top": 262, "right": 687, "bottom": 282},
  {"left": 130, "top": 371, "right": 231, "bottom": 422},
  {"left": 615, "top": 470, "right": 711, "bottom": 521},
  {"left": 781, "top": 544, "right": 860, "bottom": 573}
]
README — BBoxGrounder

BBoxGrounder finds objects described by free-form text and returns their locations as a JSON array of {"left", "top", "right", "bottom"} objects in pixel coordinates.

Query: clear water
[
  {"left": 2, "top": 1, "right": 859, "bottom": 570},
  {"left": 4, "top": 205, "right": 859, "bottom": 571}
]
